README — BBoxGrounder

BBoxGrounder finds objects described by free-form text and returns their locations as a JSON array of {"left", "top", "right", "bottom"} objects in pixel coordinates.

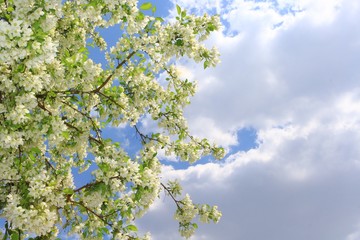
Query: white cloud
[
  {"left": 188, "top": 116, "right": 238, "bottom": 148},
  {"left": 346, "top": 225, "right": 360, "bottom": 240},
  {"left": 138, "top": 121, "right": 360, "bottom": 239},
  {"left": 137, "top": 0, "right": 360, "bottom": 239},
  {"left": 170, "top": 0, "right": 224, "bottom": 15},
  {"left": 180, "top": 0, "right": 360, "bottom": 130}
]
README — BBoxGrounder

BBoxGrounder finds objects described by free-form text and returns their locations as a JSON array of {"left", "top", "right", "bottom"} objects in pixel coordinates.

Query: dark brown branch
[
  {"left": 134, "top": 125, "right": 165, "bottom": 145},
  {"left": 37, "top": 51, "right": 134, "bottom": 96},
  {"left": 97, "top": 91, "right": 125, "bottom": 110},
  {"left": 74, "top": 182, "right": 96, "bottom": 193},
  {"left": 143, "top": 64, "right": 210, "bottom": 151},
  {"left": 68, "top": 199, "right": 112, "bottom": 226},
  {"left": 61, "top": 100, "right": 102, "bottom": 139},
  {"left": 66, "top": 198, "right": 137, "bottom": 239},
  {"left": 74, "top": 175, "right": 124, "bottom": 193},
  {"left": 134, "top": 125, "right": 146, "bottom": 144},
  {"left": 90, "top": 135, "right": 104, "bottom": 145},
  {"left": 38, "top": 99, "right": 103, "bottom": 145},
  {"left": 37, "top": 100, "right": 52, "bottom": 115},
  {"left": 91, "top": 51, "right": 136, "bottom": 93},
  {"left": 64, "top": 122, "right": 103, "bottom": 145},
  {"left": 44, "top": 158, "right": 56, "bottom": 171},
  {"left": 161, "top": 182, "right": 181, "bottom": 209},
  {"left": 0, "top": 179, "right": 21, "bottom": 182},
  {"left": 18, "top": 145, "right": 22, "bottom": 161},
  {"left": 162, "top": 113, "right": 208, "bottom": 150}
]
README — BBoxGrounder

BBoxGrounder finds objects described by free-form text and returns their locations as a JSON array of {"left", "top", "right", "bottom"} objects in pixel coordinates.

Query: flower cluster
[
  {"left": 0, "top": 0, "right": 224, "bottom": 239},
  {"left": 173, "top": 194, "right": 222, "bottom": 239}
]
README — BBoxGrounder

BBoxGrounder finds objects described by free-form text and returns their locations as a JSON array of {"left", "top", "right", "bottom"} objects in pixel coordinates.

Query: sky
[
  {"left": 131, "top": 0, "right": 360, "bottom": 239},
  {"left": 2, "top": 0, "right": 358, "bottom": 239}
]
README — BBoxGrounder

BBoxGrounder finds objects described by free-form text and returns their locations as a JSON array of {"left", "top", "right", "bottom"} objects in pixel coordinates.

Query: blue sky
[
  {"left": 130, "top": 0, "right": 360, "bottom": 239},
  {"left": 8, "top": 0, "right": 359, "bottom": 239},
  {"left": 3, "top": 0, "right": 359, "bottom": 239},
  {"left": 84, "top": 0, "right": 360, "bottom": 239},
  {"left": 87, "top": 1, "right": 260, "bottom": 165}
]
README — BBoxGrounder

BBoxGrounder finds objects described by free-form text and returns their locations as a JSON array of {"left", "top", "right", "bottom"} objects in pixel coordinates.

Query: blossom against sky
[{"left": 132, "top": 0, "right": 360, "bottom": 239}]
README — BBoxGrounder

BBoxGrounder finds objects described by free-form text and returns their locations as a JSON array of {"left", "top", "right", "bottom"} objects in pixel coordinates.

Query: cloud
[
  {"left": 136, "top": 0, "right": 360, "bottom": 239},
  {"left": 188, "top": 116, "right": 238, "bottom": 149},
  {"left": 138, "top": 122, "right": 360, "bottom": 240},
  {"left": 179, "top": 0, "right": 360, "bottom": 130},
  {"left": 346, "top": 224, "right": 360, "bottom": 240}
]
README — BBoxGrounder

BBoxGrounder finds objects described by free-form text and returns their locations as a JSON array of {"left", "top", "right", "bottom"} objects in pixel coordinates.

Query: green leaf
[
  {"left": 10, "top": 231, "right": 19, "bottom": 240},
  {"left": 181, "top": 10, "right": 186, "bottom": 18},
  {"left": 29, "top": 154, "right": 36, "bottom": 161},
  {"left": 140, "top": 2, "right": 152, "bottom": 10},
  {"left": 78, "top": 46, "right": 88, "bottom": 53},
  {"left": 176, "top": 4, "right": 181, "bottom": 15},
  {"left": 99, "top": 227, "right": 109, "bottom": 235},
  {"left": 16, "top": 64, "right": 25, "bottom": 73},
  {"left": 134, "top": 188, "right": 143, "bottom": 201},
  {"left": 6, "top": 6, "right": 14, "bottom": 12},
  {"left": 152, "top": 6, "right": 156, "bottom": 14},
  {"left": 63, "top": 188, "right": 74, "bottom": 195},
  {"left": 126, "top": 225, "right": 138, "bottom": 232},
  {"left": 155, "top": 17, "right": 164, "bottom": 22},
  {"left": 98, "top": 162, "right": 110, "bottom": 172},
  {"left": 206, "top": 23, "right": 216, "bottom": 32},
  {"left": 204, "top": 60, "right": 210, "bottom": 69},
  {"left": 175, "top": 39, "right": 184, "bottom": 46},
  {"left": 136, "top": 12, "right": 145, "bottom": 21},
  {"left": 152, "top": 133, "right": 160, "bottom": 138},
  {"left": 61, "top": 131, "right": 70, "bottom": 139},
  {"left": 31, "top": 147, "right": 42, "bottom": 155}
]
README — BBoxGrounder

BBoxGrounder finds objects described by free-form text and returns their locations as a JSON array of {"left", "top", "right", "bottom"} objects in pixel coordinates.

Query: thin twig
[
  {"left": 68, "top": 199, "right": 112, "bottom": 226},
  {"left": 38, "top": 51, "right": 134, "bottom": 96},
  {"left": 44, "top": 158, "right": 56, "bottom": 171},
  {"left": 0, "top": 179, "right": 21, "bottom": 182},
  {"left": 73, "top": 182, "right": 97, "bottom": 193},
  {"left": 61, "top": 100, "right": 102, "bottom": 139},
  {"left": 134, "top": 125, "right": 165, "bottom": 145},
  {"left": 91, "top": 51, "right": 135, "bottom": 93},
  {"left": 97, "top": 91, "right": 125, "bottom": 110},
  {"left": 134, "top": 125, "right": 146, "bottom": 144},
  {"left": 161, "top": 182, "right": 181, "bottom": 209},
  {"left": 74, "top": 175, "right": 124, "bottom": 193}
]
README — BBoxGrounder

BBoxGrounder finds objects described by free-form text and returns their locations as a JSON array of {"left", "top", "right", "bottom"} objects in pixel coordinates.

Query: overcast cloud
[{"left": 137, "top": 0, "right": 360, "bottom": 239}]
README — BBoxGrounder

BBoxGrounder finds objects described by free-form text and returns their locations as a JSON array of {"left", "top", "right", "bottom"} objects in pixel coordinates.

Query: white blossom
[{"left": 0, "top": 1, "right": 223, "bottom": 238}]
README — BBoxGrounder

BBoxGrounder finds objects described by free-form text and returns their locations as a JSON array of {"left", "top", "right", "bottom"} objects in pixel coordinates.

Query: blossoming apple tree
[{"left": 0, "top": 0, "right": 224, "bottom": 239}]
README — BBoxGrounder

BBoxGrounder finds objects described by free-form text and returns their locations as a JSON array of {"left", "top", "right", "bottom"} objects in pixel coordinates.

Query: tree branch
[
  {"left": 134, "top": 125, "right": 146, "bottom": 144},
  {"left": 61, "top": 100, "right": 102, "bottom": 140},
  {"left": 91, "top": 51, "right": 136, "bottom": 93},
  {"left": 37, "top": 99, "right": 103, "bottom": 146},
  {"left": 68, "top": 199, "right": 112, "bottom": 226},
  {"left": 134, "top": 125, "right": 165, "bottom": 145},
  {"left": 44, "top": 157, "right": 56, "bottom": 171},
  {"left": 73, "top": 182, "right": 97, "bottom": 193},
  {"left": 74, "top": 175, "right": 124, "bottom": 193},
  {"left": 64, "top": 122, "right": 103, "bottom": 145},
  {"left": 96, "top": 91, "right": 125, "bottom": 110},
  {"left": 0, "top": 179, "right": 21, "bottom": 182},
  {"left": 37, "top": 51, "right": 134, "bottom": 97},
  {"left": 161, "top": 182, "right": 181, "bottom": 209}
]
